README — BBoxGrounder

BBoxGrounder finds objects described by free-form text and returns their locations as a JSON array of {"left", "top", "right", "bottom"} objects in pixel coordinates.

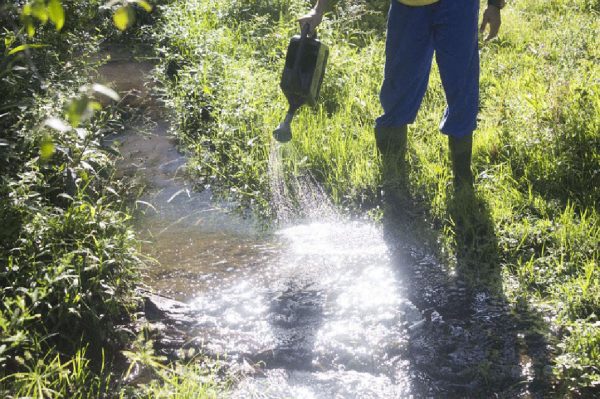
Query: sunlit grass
[{"left": 155, "top": 0, "right": 600, "bottom": 394}]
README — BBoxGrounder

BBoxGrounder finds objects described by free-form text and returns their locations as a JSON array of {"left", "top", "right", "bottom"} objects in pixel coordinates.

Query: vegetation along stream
[{"left": 1, "top": 0, "right": 598, "bottom": 398}]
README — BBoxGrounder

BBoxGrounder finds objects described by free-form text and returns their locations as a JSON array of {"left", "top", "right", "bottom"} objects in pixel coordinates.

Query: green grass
[
  {"left": 1, "top": 1, "right": 232, "bottom": 397},
  {"left": 154, "top": 0, "right": 600, "bottom": 395},
  {"left": 0, "top": 1, "right": 151, "bottom": 397}
]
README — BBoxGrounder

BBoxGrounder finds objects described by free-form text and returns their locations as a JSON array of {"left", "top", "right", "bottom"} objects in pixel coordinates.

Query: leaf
[
  {"left": 113, "top": 6, "right": 134, "bottom": 31},
  {"left": 135, "top": 200, "right": 157, "bottom": 213},
  {"left": 48, "top": 0, "right": 65, "bottom": 31},
  {"left": 22, "top": 3, "right": 32, "bottom": 16},
  {"left": 30, "top": 1, "right": 48, "bottom": 23},
  {"left": 44, "top": 117, "right": 71, "bottom": 132},
  {"left": 25, "top": 18, "right": 36, "bottom": 38},
  {"left": 89, "top": 100, "right": 103, "bottom": 111},
  {"left": 5, "top": 36, "right": 15, "bottom": 49},
  {"left": 40, "top": 136, "right": 55, "bottom": 160},
  {"left": 57, "top": 193, "right": 74, "bottom": 201},
  {"left": 92, "top": 83, "right": 120, "bottom": 101},
  {"left": 7, "top": 44, "right": 47, "bottom": 55},
  {"left": 79, "top": 160, "right": 96, "bottom": 173},
  {"left": 67, "top": 97, "right": 89, "bottom": 127},
  {"left": 131, "top": 0, "right": 153, "bottom": 12}
]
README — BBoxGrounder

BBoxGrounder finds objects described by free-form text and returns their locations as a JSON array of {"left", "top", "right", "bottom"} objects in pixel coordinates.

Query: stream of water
[{"left": 116, "top": 119, "right": 420, "bottom": 396}]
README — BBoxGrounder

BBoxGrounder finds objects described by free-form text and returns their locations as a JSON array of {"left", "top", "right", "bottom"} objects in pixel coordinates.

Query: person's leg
[
  {"left": 375, "top": 0, "right": 435, "bottom": 151},
  {"left": 376, "top": 1, "right": 435, "bottom": 196},
  {"left": 449, "top": 134, "right": 474, "bottom": 188},
  {"left": 433, "top": 0, "right": 480, "bottom": 188}
]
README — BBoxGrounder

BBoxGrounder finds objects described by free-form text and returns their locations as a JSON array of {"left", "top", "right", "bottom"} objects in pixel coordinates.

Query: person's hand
[
  {"left": 297, "top": 8, "right": 323, "bottom": 34},
  {"left": 480, "top": 5, "right": 502, "bottom": 41}
]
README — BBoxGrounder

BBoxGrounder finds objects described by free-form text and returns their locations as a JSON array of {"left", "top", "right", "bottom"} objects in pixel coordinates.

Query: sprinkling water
[
  {"left": 268, "top": 143, "right": 337, "bottom": 224},
  {"left": 122, "top": 130, "right": 419, "bottom": 395}
]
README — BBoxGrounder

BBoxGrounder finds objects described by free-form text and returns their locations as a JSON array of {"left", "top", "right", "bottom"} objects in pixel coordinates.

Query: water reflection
[
  {"left": 158, "top": 219, "right": 416, "bottom": 398},
  {"left": 116, "top": 108, "right": 416, "bottom": 396}
]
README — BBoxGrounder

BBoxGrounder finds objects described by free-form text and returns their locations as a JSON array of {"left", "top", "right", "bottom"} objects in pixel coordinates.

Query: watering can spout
[{"left": 273, "top": 112, "right": 295, "bottom": 143}]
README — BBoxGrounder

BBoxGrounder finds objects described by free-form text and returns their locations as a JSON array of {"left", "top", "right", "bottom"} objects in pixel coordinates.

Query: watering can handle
[
  {"left": 300, "top": 23, "right": 317, "bottom": 40},
  {"left": 292, "top": 23, "right": 311, "bottom": 78},
  {"left": 300, "top": 23, "right": 310, "bottom": 39},
  {"left": 294, "top": 24, "right": 317, "bottom": 70}
]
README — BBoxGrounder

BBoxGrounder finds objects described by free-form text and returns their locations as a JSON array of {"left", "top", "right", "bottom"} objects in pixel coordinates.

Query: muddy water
[
  {"left": 117, "top": 123, "right": 421, "bottom": 396},
  {"left": 100, "top": 50, "right": 546, "bottom": 398},
  {"left": 115, "top": 128, "right": 420, "bottom": 395}
]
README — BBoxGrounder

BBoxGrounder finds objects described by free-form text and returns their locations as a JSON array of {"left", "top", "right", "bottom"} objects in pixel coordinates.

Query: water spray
[{"left": 273, "top": 24, "right": 329, "bottom": 143}]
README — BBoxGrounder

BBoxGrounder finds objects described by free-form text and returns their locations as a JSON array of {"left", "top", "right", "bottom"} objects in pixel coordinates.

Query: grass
[
  {"left": 1, "top": 1, "right": 230, "bottom": 397},
  {"left": 154, "top": 0, "right": 600, "bottom": 395},
  {"left": 0, "top": 1, "right": 153, "bottom": 397}
]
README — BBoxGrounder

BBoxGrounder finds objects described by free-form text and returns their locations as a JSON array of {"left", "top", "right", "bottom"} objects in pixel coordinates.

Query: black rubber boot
[
  {"left": 449, "top": 134, "right": 474, "bottom": 190},
  {"left": 375, "top": 126, "right": 410, "bottom": 212},
  {"left": 375, "top": 125, "right": 408, "bottom": 188}
]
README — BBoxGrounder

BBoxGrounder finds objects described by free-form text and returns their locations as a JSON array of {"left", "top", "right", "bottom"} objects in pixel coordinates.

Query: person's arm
[
  {"left": 480, "top": 0, "right": 506, "bottom": 41},
  {"left": 297, "top": 0, "right": 329, "bottom": 33}
]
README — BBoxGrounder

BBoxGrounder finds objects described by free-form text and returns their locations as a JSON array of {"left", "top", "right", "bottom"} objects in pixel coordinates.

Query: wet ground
[{"left": 100, "top": 46, "right": 553, "bottom": 398}]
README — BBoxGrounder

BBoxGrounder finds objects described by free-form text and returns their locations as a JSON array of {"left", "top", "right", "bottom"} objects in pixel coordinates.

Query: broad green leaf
[
  {"left": 24, "top": 18, "right": 35, "bottom": 38},
  {"left": 113, "top": 6, "right": 133, "bottom": 31},
  {"left": 67, "top": 97, "right": 89, "bottom": 127},
  {"left": 92, "top": 83, "right": 120, "bottom": 101},
  {"left": 89, "top": 101, "right": 103, "bottom": 111},
  {"left": 4, "top": 37, "right": 15, "bottom": 49},
  {"left": 22, "top": 3, "right": 32, "bottom": 16},
  {"left": 131, "top": 0, "right": 153, "bottom": 12},
  {"left": 40, "top": 136, "right": 55, "bottom": 160},
  {"left": 30, "top": 1, "right": 48, "bottom": 23},
  {"left": 48, "top": 0, "right": 65, "bottom": 31},
  {"left": 7, "top": 44, "right": 47, "bottom": 55}
]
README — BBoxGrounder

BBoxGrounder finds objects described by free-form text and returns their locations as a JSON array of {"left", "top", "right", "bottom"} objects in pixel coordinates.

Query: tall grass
[{"left": 155, "top": 0, "right": 600, "bottom": 394}]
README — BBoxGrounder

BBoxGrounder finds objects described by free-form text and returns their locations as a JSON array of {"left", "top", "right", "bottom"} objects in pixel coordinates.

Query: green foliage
[
  {"left": 0, "top": 0, "right": 152, "bottom": 397},
  {"left": 113, "top": 6, "right": 136, "bottom": 30},
  {"left": 120, "top": 333, "right": 223, "bottom": 398},
  {"left": 21, "top": 0, "right": 66, "bottom": 37},
  {"left": 1, "top": 347, "right": 111, "bottom": 399},
  {"left": 154, "top": 0, "right": 600, "bottom": 394}
]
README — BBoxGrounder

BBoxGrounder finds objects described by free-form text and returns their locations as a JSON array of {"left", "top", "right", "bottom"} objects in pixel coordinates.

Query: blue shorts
[{"left": 375, "top": 0, "right": 480, "bottom": 138}]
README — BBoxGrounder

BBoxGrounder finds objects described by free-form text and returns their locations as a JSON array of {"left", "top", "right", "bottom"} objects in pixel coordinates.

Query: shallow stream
[
  {"left": 115, "top": 119, "right": 420, "bottom": 397},
  {"left": 100, "top": 48, "right": 547, "bottom": 398}
]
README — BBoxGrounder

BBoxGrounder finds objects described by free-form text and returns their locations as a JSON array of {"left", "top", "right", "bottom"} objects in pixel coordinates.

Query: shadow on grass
[{"left": 382, "top": 183, "right": 555, "bottom": 397}]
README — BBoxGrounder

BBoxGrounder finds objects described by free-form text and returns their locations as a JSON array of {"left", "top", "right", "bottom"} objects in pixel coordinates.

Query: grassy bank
[
  {"left": 154, "top": 0, "right": 599, "bottom": 395},
  {"left": 1, "top": 1, "right": 229, "bottom": 397},
  {"left": 0, "top": 1, "right": 148, "bottom": 396}
]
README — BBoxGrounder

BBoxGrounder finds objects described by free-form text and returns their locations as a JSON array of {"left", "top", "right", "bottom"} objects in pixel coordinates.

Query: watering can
[{"left": 273, "top": 24, "right": 329, "bottom": 143}]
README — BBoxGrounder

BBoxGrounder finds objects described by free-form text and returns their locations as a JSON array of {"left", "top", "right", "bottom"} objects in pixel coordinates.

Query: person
[{"left": 299, "top": 0, "right": 505, "bottom": 191}]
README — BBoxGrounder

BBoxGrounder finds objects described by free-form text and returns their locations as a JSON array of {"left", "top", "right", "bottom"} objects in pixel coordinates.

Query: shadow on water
[
  {"left": 267, "top": 279, "right": 325, "bottom": 370},
  {"left": 383, "top": 183, "right": 555, "bottom": 397}
]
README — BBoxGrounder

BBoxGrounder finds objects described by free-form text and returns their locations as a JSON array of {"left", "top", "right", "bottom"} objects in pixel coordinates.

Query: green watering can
[{"left": 273, "top": 24, "right": 329, "bottom": 143}]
